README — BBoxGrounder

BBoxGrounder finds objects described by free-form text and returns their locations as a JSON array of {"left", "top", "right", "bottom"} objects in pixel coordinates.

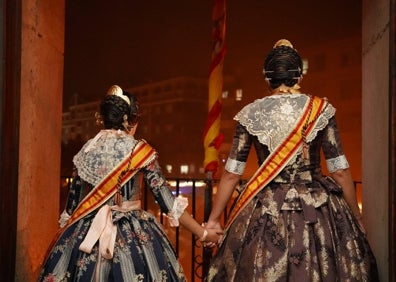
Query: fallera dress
[
  {"left": 38, "top": 130, "right": 187, "bottom": 282},
  {"left": 206, "top": 94, "right": 378, "bottom": 282}
]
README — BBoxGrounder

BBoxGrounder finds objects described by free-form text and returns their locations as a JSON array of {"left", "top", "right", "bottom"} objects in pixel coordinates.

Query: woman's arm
[
  {"left": 331, "top": 168, "right": 364, "bottom": 230},
  {"left": 207, "top": 123, "right": 252, "bottom": 229},
  {"left": 207, "top": 171, "right": 241, "bottom": 226},
  {"left": 144, "top": 160, "right": 222, "bottom": 243},
  {"left": 322, "top": 116, "right": 364, "bottom": 231},
  {"left": 179, "top": 212, "right": 222, "bottom": 243}
]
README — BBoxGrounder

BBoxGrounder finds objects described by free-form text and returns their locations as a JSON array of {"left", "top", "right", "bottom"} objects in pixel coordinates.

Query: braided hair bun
[
  {"left": 100, "top": 85, "right": 140, "bottom": 130},
  {"left": 263, "top": 39, "right": 303, "bottom": 89}
]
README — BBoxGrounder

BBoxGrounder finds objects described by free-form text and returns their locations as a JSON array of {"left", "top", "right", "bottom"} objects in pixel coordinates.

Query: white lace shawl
[
  {"left": 234, "top": 94, "right": 336, "bottom": 164},
  {"left": 73, "top": 130, "right": 139, "bottom": 186}
]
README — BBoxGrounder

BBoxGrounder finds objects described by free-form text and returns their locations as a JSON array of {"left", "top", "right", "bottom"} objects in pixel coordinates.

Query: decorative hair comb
[
  {"left": 107, "top": 85, "right": 130, "bottom": 105},
  {"left": 273, "top": 39, "right": 294, "bottom": 49}
]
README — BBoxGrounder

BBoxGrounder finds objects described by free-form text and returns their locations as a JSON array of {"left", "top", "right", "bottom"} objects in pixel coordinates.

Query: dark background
[{"left": 63, "top": 0, "right": 361, "bottom": 109}]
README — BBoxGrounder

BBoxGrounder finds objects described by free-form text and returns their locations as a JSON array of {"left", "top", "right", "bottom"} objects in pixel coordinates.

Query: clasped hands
[{"left": 201, "top": 220, "right": 223, "bottom": 248}]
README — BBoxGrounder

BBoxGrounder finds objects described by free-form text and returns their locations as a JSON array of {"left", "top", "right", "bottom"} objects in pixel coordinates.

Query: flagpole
[{"left": 202, "top": 0, "right": 226, "bottom": 278}]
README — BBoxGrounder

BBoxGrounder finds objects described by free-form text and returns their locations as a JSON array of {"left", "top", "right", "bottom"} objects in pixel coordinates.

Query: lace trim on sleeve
[
  {"left": 326, "top": 155, "right": 350, "bottom": 173},
  {"left": 167, "top": 196, "right": 189, "bottom": 227},
  {"left": 225, "top": 158, "right": 246, "bottom": 175},
  {"left": 306, "top": 103, "right": 336, "bottom": 142}
]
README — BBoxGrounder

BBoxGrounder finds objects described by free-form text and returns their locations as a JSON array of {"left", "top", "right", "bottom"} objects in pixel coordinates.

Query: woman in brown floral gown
[{"left": 205, "top": 40, "right": 378, "bottom": 281}]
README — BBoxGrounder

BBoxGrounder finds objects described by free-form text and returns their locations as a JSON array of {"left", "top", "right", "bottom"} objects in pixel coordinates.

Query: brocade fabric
[
  {"left": 207, "top": 94, "right": 378, "bottom": 282},
  {"left": 38, "top": 130, "right": 186, "bottom": 282}
]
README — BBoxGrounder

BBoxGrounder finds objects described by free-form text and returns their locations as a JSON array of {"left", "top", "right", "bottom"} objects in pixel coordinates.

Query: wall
[
  {"left": 362, "top": 0, "right": 392, "bottom": 280},
  {"left": 15, "top": 0, "right": 64, "bottom": 280}
]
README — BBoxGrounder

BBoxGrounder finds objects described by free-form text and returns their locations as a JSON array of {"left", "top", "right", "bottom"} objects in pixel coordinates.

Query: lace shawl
[
  {"left": 234, "top": 94, "right": 336, "bottom": 156},
  {"left": 73, "top": 130, "right": 139, "bottom": 186}
]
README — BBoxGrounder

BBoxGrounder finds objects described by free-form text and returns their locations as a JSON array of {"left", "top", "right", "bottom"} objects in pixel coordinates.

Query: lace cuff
[
  {"left": 225, "top": 158, "right": 246, "bottom": 175},
  {"left": 59, "top": 210, "right": 71, "bottom": 228},
  {"left": 326, "top": 155, "right": 349, "bottom": 173},
  {"left": 167, "top": 196, "right": 188, "bottom": 227}
]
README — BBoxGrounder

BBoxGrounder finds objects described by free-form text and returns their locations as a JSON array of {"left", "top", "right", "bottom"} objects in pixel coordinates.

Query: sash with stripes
[
  {"left": 44, "top": 140, "right": 156, "bottom": 258},
  {"left": 225, "top": 96, "right": 327, "bottom": 230},
  {"left": 66, "top": 139, "right": 156, "bottom": 227}
]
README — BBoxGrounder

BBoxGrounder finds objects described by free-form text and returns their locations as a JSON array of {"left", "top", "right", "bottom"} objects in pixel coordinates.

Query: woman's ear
[{"left": 129, "top": 123, "right": 138, "bottom": 136}]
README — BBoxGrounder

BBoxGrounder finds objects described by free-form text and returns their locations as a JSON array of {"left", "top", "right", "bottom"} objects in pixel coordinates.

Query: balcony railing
[{"left": 60, "top": 177, "right": 362, "bottom": 282}]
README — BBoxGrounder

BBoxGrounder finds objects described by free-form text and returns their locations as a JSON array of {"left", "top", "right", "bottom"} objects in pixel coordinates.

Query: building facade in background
[
  {"left": 61, "top": 36, "right": 361, "bottom": 181},
  {"left": 61, "top": 76, "right": 241, "bottom": 179}
]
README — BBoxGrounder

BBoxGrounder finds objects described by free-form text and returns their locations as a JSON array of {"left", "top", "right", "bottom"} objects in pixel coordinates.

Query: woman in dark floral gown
[
  {"left": 205, "top": 40, "right": 378, "bottom": 281},
  {"left": 38, "top": 85, "right": 221, "bottom": 282}
]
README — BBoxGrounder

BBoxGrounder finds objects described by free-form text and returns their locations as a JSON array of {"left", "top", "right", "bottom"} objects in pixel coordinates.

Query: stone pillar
[
  {"left": 16, "top": 0, "right": 64, "bottom": 280},
  {"left": 362, "top": 0, "right": 392, "bottom": 280}
]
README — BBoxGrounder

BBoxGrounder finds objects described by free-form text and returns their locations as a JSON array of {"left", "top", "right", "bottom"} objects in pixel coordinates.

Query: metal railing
[
  {"left": 140, "top": 177, "right": 247, "bottom": 282},
  {"left": 60, "top": 177, "right": 363, "bottom": 282},
  {"left": 141, "top": 178, "right": 214, "bottom": 281},
  {"left": 141, "top": 178, "right": 364, "bottom": 282}
]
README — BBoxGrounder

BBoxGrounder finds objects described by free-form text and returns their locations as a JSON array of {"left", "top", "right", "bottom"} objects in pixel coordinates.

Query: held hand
[
  {"left": 205, "top": 220, "right": 222, "bottom": 231},
  {"left": 201, "top": 221, "right": 224, "bottom": 248},
  {"left": 205, "top": 227, "right": 223, "bottom": 242}
]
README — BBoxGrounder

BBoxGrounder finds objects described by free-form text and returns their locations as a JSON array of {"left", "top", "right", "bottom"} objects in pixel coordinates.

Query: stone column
[
  {"left": 362, "top": 0, "right": 393, "bottom": 280},
  {"left": 16, "top": 0, "right": 64, "bottom": 280}
]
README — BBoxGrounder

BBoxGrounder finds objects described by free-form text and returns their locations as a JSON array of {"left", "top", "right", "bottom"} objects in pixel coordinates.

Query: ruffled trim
[
  {"left": 58, "top": 210, "right": 71, "bottom": 228},
  {"left": 73, "top": 130, "right": 139, "bottom": 186},
  {"left": 306, "top": 102, "right": 336, "bottom": 143},
  {"left": 167, "top": 196, "right": 189, "bottom": 227}
]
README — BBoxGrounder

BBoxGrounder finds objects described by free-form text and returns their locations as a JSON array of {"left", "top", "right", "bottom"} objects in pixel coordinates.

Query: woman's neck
[{"left": 271, "top": 83, "right": 301, "bottom": 95}]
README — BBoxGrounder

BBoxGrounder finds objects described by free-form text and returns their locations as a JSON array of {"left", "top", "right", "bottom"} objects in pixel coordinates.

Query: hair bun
[
  {"left": 273, "top": 39, "right": 294, "bottom": 49},
  {"left": 107, "top": 85, "right": 130, "bottom": 106}
]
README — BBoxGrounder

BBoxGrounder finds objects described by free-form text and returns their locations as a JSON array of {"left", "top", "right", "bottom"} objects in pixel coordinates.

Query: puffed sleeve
[
  {"left": 321, "top": 116, "right": 350, "bottom": 173},
  {"left": 224, "top": 123, "right": 254, "bottom": 175},
  {"left": 142, "top": 159, "right": 188, "bottom": 226}
]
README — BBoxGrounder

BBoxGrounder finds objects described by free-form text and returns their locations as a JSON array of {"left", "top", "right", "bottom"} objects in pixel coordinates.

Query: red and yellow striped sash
[
  {"left": 43, "top": 140, "right": 156, "bottom": 263},
  {"left": 66, "top": 140, "right": 155, "bottom": 227},
  {"left": 225, "top": 96, "right": 327, "bottom": 230}
]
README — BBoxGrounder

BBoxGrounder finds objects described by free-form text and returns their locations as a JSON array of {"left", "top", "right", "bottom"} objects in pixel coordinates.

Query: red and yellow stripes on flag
[
  {"left": 225, "top": 96, "right": 327, "bottom": 229},
  {"left": 203, "top": 0, "right": 226, "bottom": 177}
]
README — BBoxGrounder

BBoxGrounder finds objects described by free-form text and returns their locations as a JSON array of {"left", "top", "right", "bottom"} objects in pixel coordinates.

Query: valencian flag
[{"left": 203, "top": 0, "right": 226, "bottom": 178}]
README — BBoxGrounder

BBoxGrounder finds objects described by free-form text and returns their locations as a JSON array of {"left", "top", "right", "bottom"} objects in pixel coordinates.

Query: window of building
[
  {"left": 180, "top": 165, "right": 189, "bottom": 174},
  {"left": 302, "top": 59, "right": 309, "bottom": 75},
  {"left": 189, "top": 164, "right": 196, "bottom": 174},
  {"left": 236, "top": 89, "right": 243, "bottom": 101}
]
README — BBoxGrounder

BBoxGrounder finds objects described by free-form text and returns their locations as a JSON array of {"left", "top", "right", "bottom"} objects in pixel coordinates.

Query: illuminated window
[
  {"left": 189, "top": 164, "right": 196, "bottom": 173},
  {"left": 236, "top": 89, "right": 243, "bottom": 101},
  {"left": 180, "top": 165, "right": 188, "bottom": 174},
  {"left": 302, "top": 59, "right": 309, "bottom": 75},
  {"left": 222, "top": 91, "right": 229, "bottom": 98},
  {"left": 166, "top": 165, "right": 172, "bottom": 173}
]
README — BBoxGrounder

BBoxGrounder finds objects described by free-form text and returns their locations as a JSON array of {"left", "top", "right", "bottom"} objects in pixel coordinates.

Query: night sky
[{"left": 63, "top": 0, "right": 361, "bottom": 109}]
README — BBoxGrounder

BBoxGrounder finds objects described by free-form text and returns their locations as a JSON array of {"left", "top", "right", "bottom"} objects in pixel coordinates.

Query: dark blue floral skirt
[{"left": 38, "top": 209, "right": 186, "bottom": 282}]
